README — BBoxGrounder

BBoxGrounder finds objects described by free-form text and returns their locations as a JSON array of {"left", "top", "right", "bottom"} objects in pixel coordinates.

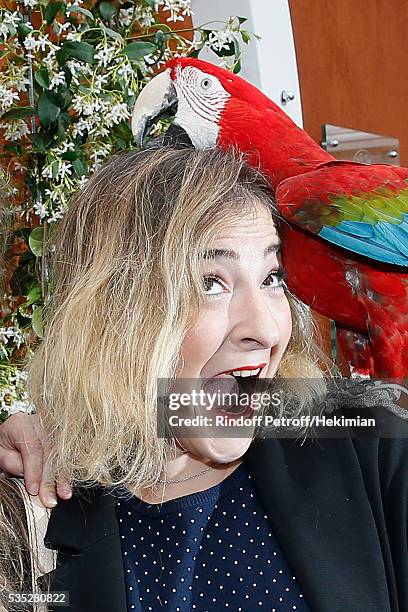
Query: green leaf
[
  {"left": 114, "top": 136, "right": 127, "bottom": 149},
  {"left": 18, "top": 22, "right": 33, "bottom": 38},
  {"left": 38, "top": 92, "right": 60, "bottom": 126},
  {"left": 56, "top": 41, "right": 95, "bottom": 65},
  {"left": 11, "top": 55, "right": 26, "bottom": 66},
  {"left": 44, "top": 1, "right": 64, "bottom": 24},
  {"left": 31, "top": 306, "right": 44, "bottom": 338},
  {"left": 61, "top": 149, "right": 78, "bottom": 161},
  {"left": 67, "top": 5, "right": 95, "bottom": 20},
  {"left": 233, "top": 59, "right": 242, "bottom": 74},
  {"left": 25, "top": 284, "right": 42, "bottom": 306},
  {"left": 34, "top": 67, "right": 50, "bottom": 89},
  {"left": 154, "top": 30, "right": 165, "bottom": 49},
  {"left": 1, "top": 106, "right": 34, "bottom": 120},
  {"left": 56, "top": 113, "right": 71, "bottom": 141},
  {"left": 100, "top": 22, "right": 123, "bottom": 40},
  {"left": 240, "top": 30, "right": 251, "bottom": 45},
  {"left": 72, "top": 158, "right": 88, "bottom": 177},
  {"left": 28, "top": 226, "right": 43, "bottom": 256},
  {"left": 31, "top": 132, "right": 54, "bottom": 151},
  {"left": 113, "top": 121, "right": 133, "bottom": 141},
  {"left": 99, "top": 2, "right": 116, "bottom": 20},
  {"left": 123, "top": 42, "right": 157, "bottom": 60},
  {"left": 237, "top": 16, "right": 248, "bottom": 24},
  {"left": 54, "top": 88, "right": 72, "bottom": 111}
]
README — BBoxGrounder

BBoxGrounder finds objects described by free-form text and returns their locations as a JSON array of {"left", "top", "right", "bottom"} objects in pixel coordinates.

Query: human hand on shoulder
[{"left": 0, "top": 412, "right": 72, "bottom": 508}]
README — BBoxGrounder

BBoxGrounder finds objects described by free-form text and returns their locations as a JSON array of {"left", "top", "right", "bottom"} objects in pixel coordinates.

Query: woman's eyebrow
[{"left": 199, "top": 241, "right": 281, "bottom": 261}]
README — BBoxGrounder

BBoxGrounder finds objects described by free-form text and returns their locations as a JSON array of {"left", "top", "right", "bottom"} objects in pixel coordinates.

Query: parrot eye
[{"left": 200, "top": 77, "right": 213, "bottom": 91}]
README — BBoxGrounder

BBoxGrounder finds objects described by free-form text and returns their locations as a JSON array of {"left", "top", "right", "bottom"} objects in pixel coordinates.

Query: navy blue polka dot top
[{"left": 116, "top": 461, "right": 311, "bottom": 611}]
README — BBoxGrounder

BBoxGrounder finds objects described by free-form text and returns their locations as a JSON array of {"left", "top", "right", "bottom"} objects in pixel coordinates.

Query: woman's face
[{"left": 174, "top": 201, "right": 292, "bottom": 463}]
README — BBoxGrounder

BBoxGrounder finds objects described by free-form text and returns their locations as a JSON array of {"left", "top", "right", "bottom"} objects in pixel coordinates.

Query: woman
[{"left": 0, "top": 145, "right": 407, "bottom": 612}]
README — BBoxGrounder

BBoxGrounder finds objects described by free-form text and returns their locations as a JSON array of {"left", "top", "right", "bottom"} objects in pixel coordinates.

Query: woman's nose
[{"left": 228, "top": 290, "right": 281, "bottom": 350}]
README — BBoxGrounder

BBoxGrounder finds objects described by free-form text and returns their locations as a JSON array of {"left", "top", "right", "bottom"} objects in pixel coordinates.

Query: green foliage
[{"left": 0, "top": 1, "right": 256, "bottom": 415}]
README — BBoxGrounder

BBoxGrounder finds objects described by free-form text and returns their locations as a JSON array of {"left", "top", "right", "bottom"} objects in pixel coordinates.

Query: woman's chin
[{"left": 188, "top": 437, "right": 253, "bottom": 464}]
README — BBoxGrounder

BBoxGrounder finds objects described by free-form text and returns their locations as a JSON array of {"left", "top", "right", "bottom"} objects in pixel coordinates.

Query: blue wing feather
[{"left": 319, "top": 215, "right": 408, "bottom": 266}]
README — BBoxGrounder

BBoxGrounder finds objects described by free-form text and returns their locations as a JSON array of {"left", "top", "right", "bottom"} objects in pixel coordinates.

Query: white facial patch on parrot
[{"left": 173, "top": 65, "right": 231, "bottom": 149}]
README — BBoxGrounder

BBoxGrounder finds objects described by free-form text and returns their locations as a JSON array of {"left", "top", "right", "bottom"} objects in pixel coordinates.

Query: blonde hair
[{"left": 23, "top": 145, "right": 327, "bottom": 493}]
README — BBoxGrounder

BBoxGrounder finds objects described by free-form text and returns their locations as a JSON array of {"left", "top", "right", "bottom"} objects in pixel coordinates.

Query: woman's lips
[{"left": 214, "top": 363, "right": 267, "bottom": 377}]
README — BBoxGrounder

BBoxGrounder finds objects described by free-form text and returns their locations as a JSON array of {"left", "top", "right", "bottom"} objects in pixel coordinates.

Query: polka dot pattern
[{"left": 116, "top": 463, "right": 310, "bottom": 611}]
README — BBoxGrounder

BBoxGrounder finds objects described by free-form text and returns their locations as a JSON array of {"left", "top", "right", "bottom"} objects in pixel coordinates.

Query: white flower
[
  {"left": 66, "top": 59, "right": 92, "bottom": 85},
  {"left": 218, "top": 56, "right": 236, "bottom": 71},
  {"left": 116, "top": 60, "right": 133, "bottom": 79},
  {"left": 56, "top": 160, "right": 73, "bottom": 180},
  {"left": 9, "top": 369, "right": 28, "bottom": 385},
  {"left": 53, "top": 21, "right": 71, "bottom": 36},
  {"left": 72, "top": 117, "right": 91, "bottom": 137},
  {"left": 0, "top": 119, "right": 30, "bottom": 140},
  {"left": 23, "top": 33, "right": 36, "bottom": 51},
  {"left": 37, "top": 33, "right": 51, "bottom": 51},
  {"left": 158, "top": 0, "right": 191, "bottom": 22},
  {"left": 0, "top": 23, "right": 9, "bottom": 41},
  {"left": 93, "top": 73, "right": 109, "bottom": 92},
  {"left": 50, "top": 70, "right": 66, "bottom": 89},
  {"left": 89, "top": 142, "right": 112, "bottom": 171},
  {"left": 91, "top": 123, "right": 110, "bottom": 138},
  {"left": 118, "top": 7, "right": 133, "bottom": 27},
  {"left": 41, "top": 163, "right": 54, "bottom": 180},
  {"left": 40, "top": 52, "right": 56, "bottom": 80},
  {"left": 54, "top": 141, "right": 75, "bottom": 155},
  {"left": 22, "top": 0, "right": 38, "bottom": 8},
  {"left": 78, "top": 175, "right": 88, "bottom": 190},
  {"left": 110, "top": 101, "right": 130, "bottom": 121},
  {"left": 208, "top": 29, "right": 234, "bottom": 52},
  {"left": 46, "top": 207, "right": 65, "bottom": 223},
  {"left": 65, "top": 31, "right": 83, "bottom": 42},
  {"left": 94, "top": 45, "right": 116, "bottom": 68},
  {"left": 72, "top": 93, "right": 110, "bottom": 116},
  {"left": 0, "top": 84, "right": 20, "bottom": 111},
  {"left": 0, "top": 327, "right": 24, "bottom": 348},
  {"left": 89, "top": 143, "right": 112, "bottom": 161},
  {"left": 4, "top": 11, "right": 22, "bottom": 29},
  {"left": 33, "top": 198, "right": 49, "bottom": 219},
  {"left": 131, "top": 6, "right": 155, "bottom": 27},
  {"left": 104, "top": 101, "right": 129, "bottom": 127},
  {"left": 5, "top": 400, "right": 33, "bottom": 415}
]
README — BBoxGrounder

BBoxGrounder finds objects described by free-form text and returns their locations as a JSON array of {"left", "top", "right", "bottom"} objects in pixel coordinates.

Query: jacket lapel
[
  {"left": 43, "top": 485, "right": 127, "bottom": 612},
  {"left": 244, "top": 436, "right": 391, "bottom": 612}
]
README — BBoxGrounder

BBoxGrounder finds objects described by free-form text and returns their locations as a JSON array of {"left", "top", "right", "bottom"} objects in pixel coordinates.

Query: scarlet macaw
[{"left": 131, "top": 58, "right": 408, "bottom": 378}]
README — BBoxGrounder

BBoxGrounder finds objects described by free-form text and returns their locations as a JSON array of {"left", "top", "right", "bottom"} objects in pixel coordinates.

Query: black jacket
[{"left": 42, "top": 427, "right": 408, "bottom": 612}]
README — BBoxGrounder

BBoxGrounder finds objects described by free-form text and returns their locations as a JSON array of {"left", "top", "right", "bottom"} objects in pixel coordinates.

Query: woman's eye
[
  {"left": 202, "top": 275, "right": 226, "bottom": 295},
  {"left": 262, "top": 271, "right": 286, "bottom": 290}
]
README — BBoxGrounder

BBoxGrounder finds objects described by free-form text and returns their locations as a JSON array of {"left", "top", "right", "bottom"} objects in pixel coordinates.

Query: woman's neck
[{"left": 128, "top": 449, "right": 243, "bottom": 505}]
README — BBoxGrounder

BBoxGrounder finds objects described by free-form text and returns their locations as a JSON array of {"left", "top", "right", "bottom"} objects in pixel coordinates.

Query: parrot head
[
  {"left": 132, "top": 57, "right": 285, "bottom": 149},
  {"left": 132, "top": 57, "right": 330, "bottom": 185}
]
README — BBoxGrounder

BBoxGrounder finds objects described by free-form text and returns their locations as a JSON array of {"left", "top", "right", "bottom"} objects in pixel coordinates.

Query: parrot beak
[{"left": 131, "top": 68, "right": 178, "bottom": 146}]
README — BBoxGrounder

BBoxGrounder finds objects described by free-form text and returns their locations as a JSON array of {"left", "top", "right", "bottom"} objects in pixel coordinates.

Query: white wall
[{"left": 191, "top": 0, "right": 303, "bottom": 127}]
